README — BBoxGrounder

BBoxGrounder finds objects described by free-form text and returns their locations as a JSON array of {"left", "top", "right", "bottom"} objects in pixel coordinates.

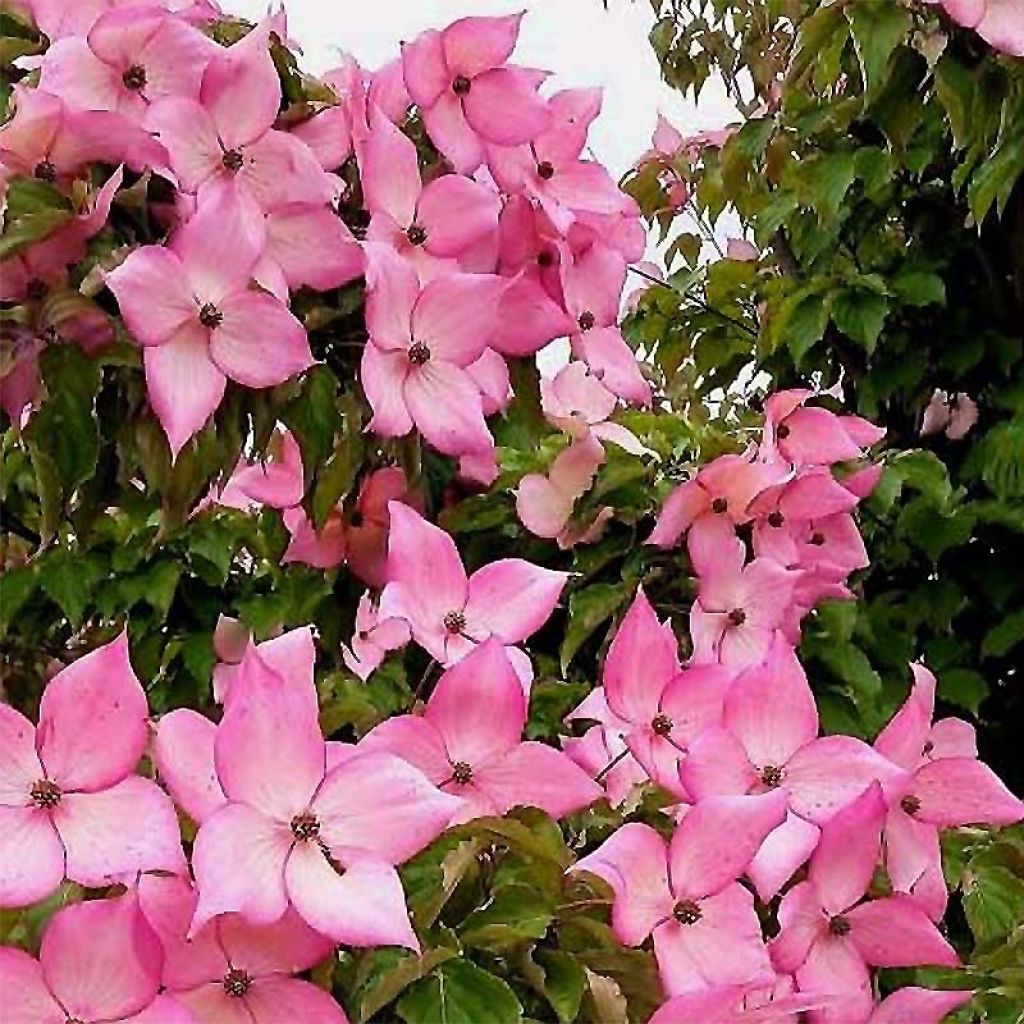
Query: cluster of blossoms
[{"left": 560, "top": 392, "right": 1024, "bottom": 1020}]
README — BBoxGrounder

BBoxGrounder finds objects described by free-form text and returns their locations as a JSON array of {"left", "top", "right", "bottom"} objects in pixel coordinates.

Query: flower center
[
  {"left": 222, "top": 148, "right": 244, "bottom": 172},
  {"left": 673, "top": 900, "right": 702, "bottom": 925},
  {"left": 651, "top": 713, "right": 673, "bottom": 736},
  {"left": 537, "top": 249, "right": 554, "bottom": 268},
  {"left": 408, "top": 341, "right": 431, "bottom": 365},
  {"left": 776, "top": 423, "right": 791, "bottom": 440},
  {"left": 727, "top": 608, "right": 747, "bottom": 627},
  {"left": 760, "top": 764, "right": 785, "bottom": 788},
  {"left": 767, "top": 511, "right": 785, "bottom": 528},
  {"left": 900, "top": 794, "right": 921, "bottom": 816},
  {"left": 828, "top": 914, "right": 851, "bottom": 937},
  {"left": 452, "top": 761, "right": 473, "bottom": 784},
  {"left": 711, "top": 497, "right": 728, "bottom": 514},
  {"left": 577, "top": 310, "right": 595, "bottom": 332},
  {"left": 406, "top": 223, "right": 427, "bottom": 246},
  {"left": 536, "top": 160, "right": 555, "bottom": 180},
  {"left": 34, "top": 160, "right": 57, "bottom": 182},
  {"left": 122, "top": 64, "right": 147, "bottom": 90},
  {"left": 223, "top": 968, "right": 252, "bottom": 997},
  {"left": 26, "top": 278, "right": 47, "bottom": 302},
  {"left": 290, "top": 812, "right": 320, "bottom": 841},
  {"left": 198, "top": 302, "right": 223, "bottom": 329},
  {"left": 809, "top": 532, "right": 826, "bottom": 546},
  {"left": 922, "top": 741, "right": 934, "bottom": 755},
  {"left": 452, "top": 75, "right": 472, "bottom": 95},
  {"left": 31, "top": 779, "right": 61, "bottom": 809},
  {"left": 443, "top": 609, "right": 466, "bottom": 634}
]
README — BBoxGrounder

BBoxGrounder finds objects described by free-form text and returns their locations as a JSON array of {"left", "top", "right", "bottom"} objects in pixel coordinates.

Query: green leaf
[
  {"left": 799, "top": 151, "right": 856, "bottom": 219},
  {"left": 460, "top": 884, "right": 554, "bottom": 950},
  {"left": 398, "top": 959, "right": 523, "bottom": 1024},
  {"left": 353, "top": 948, "right": 458, "bottom": 1024},
  {"left": 38, "top": 547, "right": 103, "bottom": 626},
  {"left": 0, "top": 564, "right": 36, "bottom": 632},
  {"left": 937, "top": 667, "right": 988, "bottom": 715},
  {"left": 964, "top": 863, "right": 1024, "bottom": 950},
  {"left": 832, "top": 289, "right": 888, "bottom": 353},
  {"left": 775, "top": 289, "right": 830, "bottom": 365},
  {"left": 0, "top": 178, "right": 73, "bottom": 259},
  {"left": 282, "top": 367, "right": 338, "bottom": 481},
  {"left": 891, "top": 269, "right": 946, "bottom": 308},
  {"left": 560, "top": 582, "right": 630, "bottom": 672},
  {"left": 982, "top": 609, "right": 1024, "bottom": 659},
  {"left": 846, "top": 2, "right": 910, "bottom": 96}
]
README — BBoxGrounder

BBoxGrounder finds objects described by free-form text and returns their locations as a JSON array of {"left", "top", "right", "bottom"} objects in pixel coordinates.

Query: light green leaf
[
  {"left": 847, "top": 2, "right": 911, "bottom": 95},
  {"left": 398, "top": 960, "right": 523, "bottom": 1024}
]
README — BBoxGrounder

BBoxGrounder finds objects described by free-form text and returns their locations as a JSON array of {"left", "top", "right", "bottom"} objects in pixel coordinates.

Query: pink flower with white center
[
  {"left": 927, "top": 0, "right": 1024, "bottom": 56},
  {"left": 361, "top": 245, "right": 506, "bottom": 457},
  {"left": 144, "top": 23, "right": 330, "bottom": 209},
  {"left": 0, "top": 889, "right": 193, "bottom": 1024},
  {"left": 0, "top": 632, "right": 185, "bottom": 908},
  {"left": 874, "top": 663, "right": 1023, "bottom": 920},
  {"left": 681, "top": 635, "right": 904, "bottom": 898},
  {"left": 38, "top": 6, "right": 217, "bottom": 119},
  {"left": 105, "top": 190, "right": 314, "bottom": 457},
  {"left": 361, "top": 638, "right": 601, "bottom": 823},
  {"left": 688, "top": 518, "right": 800, "bottom": 669},
  {"left": 573, "top": 792, "right": 788, "bottom": 995},
  {"left": 360, "top": 107, "right": 500, "bottom": 268},
  {"left": 648, "top": 451, "right": 790, "bottom": 549},
  {"left": 401, "top": 12, "right": 549, "bottom": 174},
  {"left": 760, "top": 390, "right": 886, "bottom": 468},
  {"left": 771, "top": 784, "right": 959, "bottom": 1024},
  {"left": 573, "top": 587, "right": 732, "bottom": 797},
  {"left": 138, "top": 873, "right": 347, "bottom": 1024},
  {"left": 0, "top": 86, "right": 169, "bottom": 187},
  {"left": 378, "top": 503, "right": 568, "bottom": 688},
  {"left": 342, "top": 592, "right": 412, "bottom": 681},
  {"left": 188, "top": 645, "right": 459, "bottom": 948}
]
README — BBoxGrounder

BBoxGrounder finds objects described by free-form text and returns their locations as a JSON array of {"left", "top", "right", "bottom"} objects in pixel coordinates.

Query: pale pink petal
[
  {"left": 442, "top": 13, "right": 521, "bottom": 77},
  {"left": 401, "top": 29, "right": 449, "bottom": 107},
  {"left": 464, "top": 559, "right": 568, "bottom": 644},
  {"left": 648, "top": 480, "right": 709, "bottom": 548},
  {"left": 0, "top": 805, "right": 65, "bottom": 908},
  {"left": 291, "top": 106, "right": 352, "bottom": 170},
  {"left": 191, "top": 803, "right": 291, "bottom": 933},
  {"left": 245, "top": 975, "right": 350, "bottom": 1024},
  {"left": 40, "top": 892, "right": 162, "bottom": 1023},
  {"left": 669, "top": 791, "right": 789, "bottom": 900},
  {"left": 266, "top": 202, "right": 363, "bottom": 291},
  {"left": 356, "top": 716, "right": 452, "bottom": 787},
  {"left": 927, "top": 717, "right": 978, "bottom": 759},
  {"left": 0, "top": 948, "right": 64, "bottom": 1024},
  {"left": 653, "top": 884, "right": 774, "bottom": 995},
  {"left": 770, "top": 881, "right": 827, "bottom": 974},
  {"left": 144, "top": 96, "right": 222, "bottom": 191},
  {"left": 418, "top": 174, "right": 499, "bottom": 257},
  {"left": 37, "top": 632, "right": 148, "bottom": 793},
  {"left": 360, "top": 343, "right": 414, "bottom": 437},
  {"left": 572, "top": 822, "right": 672, "bottom": 945},
  {"left": 748, "top": 812, "right": 821, "bottom": 902},
  {"left": 795, "top": 935, "right": 872, "bottom": 1024},
  {"left": 201, "top": 32, "right": 280, "bottom": 148},
  {"left": 846, "top": 895, "right": 959, "bottom": 967},
  {"left": 229, "top": 129, "right": 336, "bottom": 209},
  {"left": 285, "top": 846, "right": 419, "bottom": 949},
  {"left": 38, "top": 38, "right": 123, "bottom": 115},
  {"left": 679, "top": 727, "right": 759, "bottom": 800},
  {"left": 211, "top": 292, "right": 313, "bottom": 388},
  {"left": 360, "top": 109, "right": 421, "bottom": 225},
  {"left": 405, "top": 361, "right": 494, "bottom": 456},
  {"left": 874, "top": 663, "right": 936, "bottom": 771},
  {"left": 808, "top": 782, "right": 885, "bottom": 916},
  {"left": 413, "top": 272, "right": 504, "bottom": 365},
  {"left": 572, "top": 325, "right": 651, "bottom": 405},
  {"left": 884, "top": 807, "right": 947, "bottom": 921},
  {"left": 912, "top": 757, "right": 1024, "bottom": 827},
  {"left": 0, "top": 704, "right": 44, "bottom": 804},
  {"left": 561, "top": 242, "right": 625, "bottom": 328},
  {"left": 422, "top": 90, "right": 485, "bottom": 174},
  {"left": 144, "top": 323, "right": 226, "bottom": 458},
  {"left": 778, "top": 408, "right": 863, "bottom": 465},
  {"left": 122, "top": 993, "right": 197, "bottom": 1024},
  {"left": 463, "top": 67, "right": 549, "bottom": 146},
  {"left": 177, "top": 986, "right": 252, "bottom": 1024},
  {"left": 153, "top": 709, "right": 226, "bottom": 825},
  {"left": 868, "top": 988, "right": 973, "bottom": 1024},
  {"left": 105, "top": 246, "right": 194, "bottom": 347},
  {"left": 313, "top": 751, "right": 460, "bottom": 864},
  {"left": 466, "top": 348, "right": 511, "bottom": 414},
  {"left": 516, "top": 473, "right": 574, "bottom": 538},
  {"left": 218, "top": 906, "right": 333, "bottom": 977},
  {"left": 282, "top": 507, "right": 347, "bottom": 569},
  {"left": 214, "top": 646, "right": 324, "bottom": 820},
  {"left": 474, "top": 742, "right": 602, "bottom": 819}
]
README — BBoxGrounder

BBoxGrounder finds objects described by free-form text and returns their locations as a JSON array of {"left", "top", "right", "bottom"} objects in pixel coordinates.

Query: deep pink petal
[
  {"left": 463, "top": 67, "right": 549, "bottom": 146},
  {"left": 491, "top": 274, "right": 575, "bottom": 356},
  {"left": 669, "top": 791, "right": 789, "bottom": 901},
  {"left": 794, "top": 935, "right": 872, "bottom": 1024},
  {"left": 40, "top": 891, "right": 162, "bottom": 1023},
  {"left": 884, "top": 807, "right": 947, "bottom": 921},
  {"left": 405, "top": 361, "right": 494, "bottom": 456},
  {"left": 0, "top": 948, "right": 64, "bottom": 1024},
  {"left": 561, "top": 242, "right": 625, "bottom": 327},
  {"left": 0, "top": 805, "right": 65, "bottom": 908},
  {"left": 144, "top": 323, "right": 226, "bottom": 458},
  {"left": 177, "top": 986, "right": 252, "bottom": 1024},
  {"left": 679, "top": 727, "right": 759, "bottom": 800},
  {"left": 122, "top": 993, "right": 197, "bottom": 1024},
  {"left": 401, "top": 28, "right": 449, "bottom": 107},
  {"left": 846, "top": 895, "right": 959, "bottom": 967},
  {"left": 105, "top": 246, "right": 194, "bottom": 347},
  {"left": 37, "top": 631, "right": 148, "bottom": 793},
  {"left": 418, "top": 174, "right": 500, "bottom": 257},
  {"left": 874, "top": 663, "right": 936, "bottom": 771},
  {"left": 245, "top": 975, "right": 350, "bottom": 1024},
  {"left": 912, "top": 757, "right": 1024, "bottom": 827},
  {"left": 191, "top": 802, "right": 291, "bottom": 933},
  {"left": 152, "top": 709, "right": 226, "bottom": 826},
  {"left": 648, "top": 480, "right": 709, "bottom": 548},
  {"left": 465, "top": 559, "right": 568, "bottom": 645},
  {"left": 285, "top": 846, "right": 419, "bottom": 949},
  {"left": 868, "top": 988, "right": 973, "bottom": 1024},
  {"left": 0, "top": 704, "right": 44, "bottom": 804},
  {"left": 770, "top": 880, "right": 827, "bottom": 974}
]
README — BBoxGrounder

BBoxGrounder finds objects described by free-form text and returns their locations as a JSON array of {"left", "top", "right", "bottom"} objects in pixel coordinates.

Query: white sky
[{"left": 229, "top": 0, "right": 738, "bottom": 176}]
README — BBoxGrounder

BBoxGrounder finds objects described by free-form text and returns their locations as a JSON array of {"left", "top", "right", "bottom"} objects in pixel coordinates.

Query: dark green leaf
[{"left": 398, "top": 959, "right": 523, "bottom": 1024}]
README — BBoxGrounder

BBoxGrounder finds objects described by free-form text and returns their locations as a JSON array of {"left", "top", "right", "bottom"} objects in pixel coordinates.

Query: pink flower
[
  {"left": 38, "top": 6, "right": 216, "bottom": 118},
  {"left": 919, "top": 388, "right": 979, "bottom": 440},
  {"left": 138, "top": 873, "right": 347, "bottom": 1023},
  {"left": 868, "top": 987, "right": 973, "bottom": 1023},
  {"left": 145, "top": 23, "right": 330, "bottom": 209},
  {"left": 282, "top": 506, "right": 348, "bottom": 569},
  {"left": 516, "top": 433, "right": 605, "bottom": 541},
  {"left": 361, "top": 638, "right": 601, "bottom": 823},
  {"left": 930, "top": 0, "right": 1024, "bottom": 56},
  {"left": 106, "top": 190, "right": 313, "bottom": 456},
  {"left": 361, "top": 245, "right": 506, "bottom": 457},
  {"left": 771, "top": 784, "right": 958, "bottom": 1024},
  {"left": 188, "top": 645, "right": 459, "bottom": 948},
  {"left": 378, "top": 503, "right": 568, "bottom": 686},
  {"left": 401, "top": 12, "right": 549, "bottom": 173},
  {"left": 360, "top": 106, "right": 500, "bottom": 267},
  {"left": 649, "top": 976, "right": 835, "bottom": 1024},
  {"left": 0, "top": 632, "right": 185, "bottom": 907},
  {"left": 346, "top": 466, "right": 425, "bottom": 588},
  {"left": 573, "top": 792, "right": 788, "bottom": 994},
  {"left": 341, "top": 592, "right": 412, "bottom": 681},
  {"left": 212, "top": 428, "right": 305, "bottom": 512},
  {"left": 874, "top": 663, "right": 1023, "bottom": 919},
  {"left": 0, "top": 889, "right": 192, "bottom": 1024}
]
